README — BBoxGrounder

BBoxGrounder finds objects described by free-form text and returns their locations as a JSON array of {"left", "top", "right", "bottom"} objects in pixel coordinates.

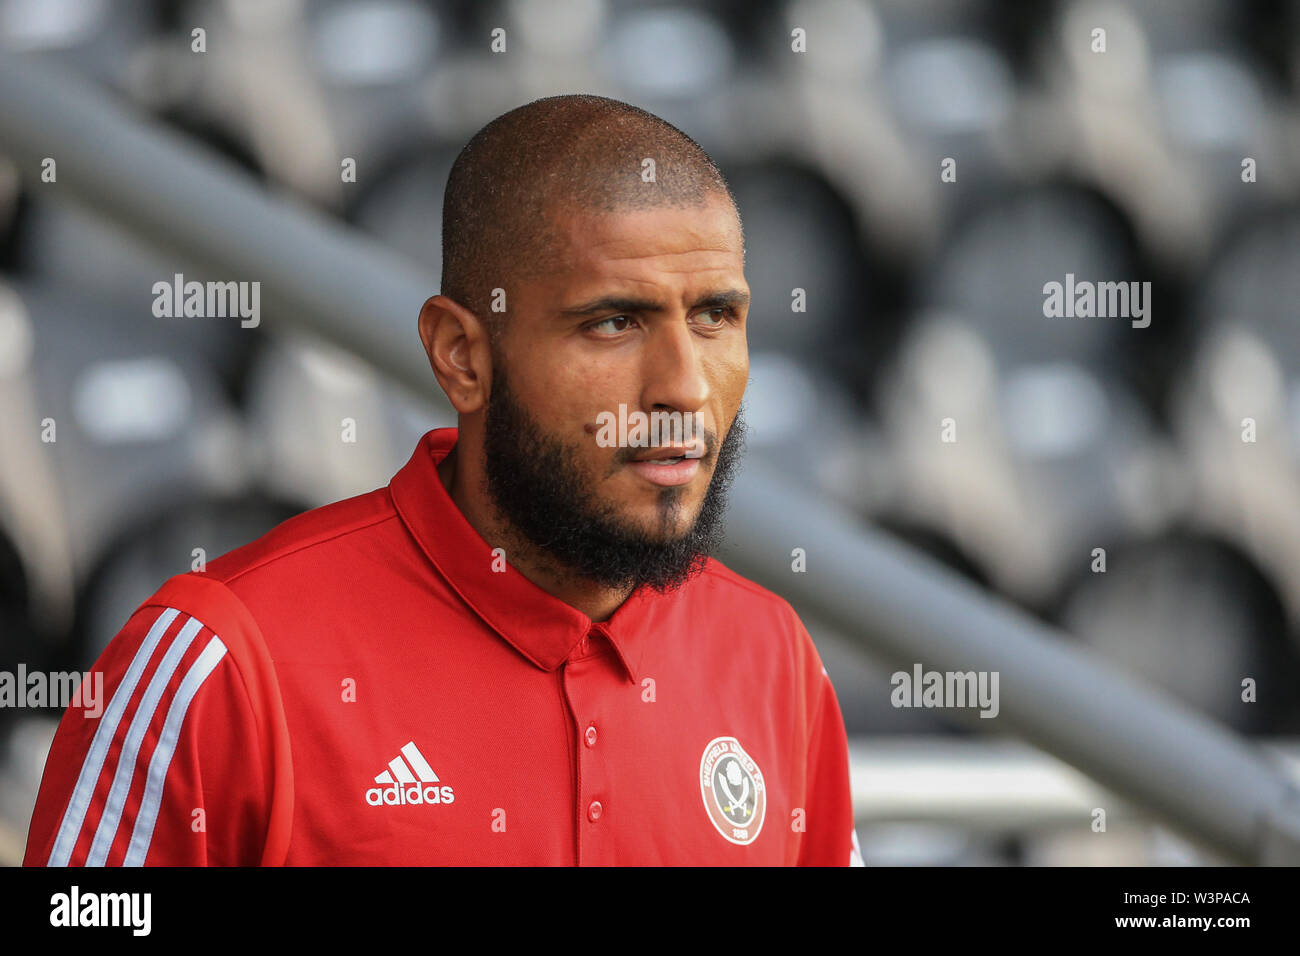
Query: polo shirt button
[
  {"left": 588, "top": 800, "right": 603, "bottom": 822},
  {"left": 585, "top": 724, "right": 598, "bottom": 748}
]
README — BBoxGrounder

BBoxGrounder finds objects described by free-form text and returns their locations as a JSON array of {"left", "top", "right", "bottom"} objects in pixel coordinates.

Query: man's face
[{"left": 481, "top": 193, "right": 749, "bottom": 591}]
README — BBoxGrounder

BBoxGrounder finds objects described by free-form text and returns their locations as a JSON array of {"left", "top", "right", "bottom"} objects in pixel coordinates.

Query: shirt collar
[{"left": 389, "top": 427, "right": 659, "bottom": 683}]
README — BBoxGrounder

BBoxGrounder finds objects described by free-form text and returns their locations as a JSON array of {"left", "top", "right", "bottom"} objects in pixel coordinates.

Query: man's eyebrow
[
  {"left": 559, "top": 289, "right": 750, "bottom": 317},
  {"left": 560, "top": 295, "right": 665, "bottom": 317},
  {"left": 693, "top": 289, "right": 750, "bottom": 310}
]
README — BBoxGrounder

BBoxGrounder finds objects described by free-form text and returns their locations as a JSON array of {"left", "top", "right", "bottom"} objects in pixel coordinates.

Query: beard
[{"left": 482, "top": 364, "right": 746, "bottom": 594}]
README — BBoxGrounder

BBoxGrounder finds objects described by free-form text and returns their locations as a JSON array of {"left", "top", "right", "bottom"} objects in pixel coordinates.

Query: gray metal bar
[
  {"left": 2, "top": 51, "right": 1298, "bottom": 865},
  {"left": 0, "top": 52, "right": 440, "bottom": 402}
]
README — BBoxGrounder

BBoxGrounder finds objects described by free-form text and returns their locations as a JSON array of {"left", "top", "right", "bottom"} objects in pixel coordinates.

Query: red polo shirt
[{"left": 25, "top": 427, "right": 862, "bottom": 866}]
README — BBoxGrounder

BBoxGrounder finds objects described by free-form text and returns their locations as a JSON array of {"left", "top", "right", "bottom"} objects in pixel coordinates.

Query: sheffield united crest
[{"left": 699, "top": 736, "right": 766, "bottom": 845}]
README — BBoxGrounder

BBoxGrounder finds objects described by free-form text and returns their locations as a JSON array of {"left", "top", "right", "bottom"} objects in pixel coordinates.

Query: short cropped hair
[{"left": 440, "top": 94, "right": 742, "bottom": 338}]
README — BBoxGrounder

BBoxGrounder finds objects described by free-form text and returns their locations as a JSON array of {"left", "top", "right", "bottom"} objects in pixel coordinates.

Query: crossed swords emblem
[{"left": 717, "top": 759, "right": 752, "bottom": 818}]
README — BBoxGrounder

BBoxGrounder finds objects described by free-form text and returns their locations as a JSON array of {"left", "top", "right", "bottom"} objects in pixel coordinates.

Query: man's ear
[{"left": 418, "top": 294, "right": 492, "bottom": 414}]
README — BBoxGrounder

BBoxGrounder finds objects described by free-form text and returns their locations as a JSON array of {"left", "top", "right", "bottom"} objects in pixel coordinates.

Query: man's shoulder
[
  {"left": 692, "top": 559, "right": 830, "bottom": 702},
  {"left": 202, "top": 485, "right": 400, "bottom": 586},
  {"left": 120, "top": 487, "right": 403, "bottom": 660},
  {"left": 696, "top": 558, "right": 801, "bottom": 628}
]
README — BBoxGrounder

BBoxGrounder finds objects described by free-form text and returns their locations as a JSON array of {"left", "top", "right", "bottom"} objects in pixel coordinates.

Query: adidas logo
[{"left": 364, "top": 741, "right": 456, "bottom": 807}]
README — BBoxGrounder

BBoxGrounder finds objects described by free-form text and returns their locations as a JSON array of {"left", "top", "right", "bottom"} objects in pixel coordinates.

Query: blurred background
[{"left": 3, "top": 0, "right": 1300, "bottom": 866}]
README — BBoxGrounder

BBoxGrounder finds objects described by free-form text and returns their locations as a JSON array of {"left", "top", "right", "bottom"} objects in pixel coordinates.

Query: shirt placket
[{"left": 560, "top": 624, "right": 620, "bottom": 866}]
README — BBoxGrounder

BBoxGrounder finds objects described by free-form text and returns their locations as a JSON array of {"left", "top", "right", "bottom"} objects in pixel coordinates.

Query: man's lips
[
  {"left": 623, "top": 441, "right": 707, "bottom": 486},
  {"left": 627, "top": 440, "right": 704, "bottom": 462},
  {"left": 626, "top": 456, "right": 701, "bottom": 487}
]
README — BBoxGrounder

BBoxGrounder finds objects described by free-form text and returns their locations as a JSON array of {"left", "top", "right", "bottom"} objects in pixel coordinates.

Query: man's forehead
[
  {"left": 522, "top": 200, "right": 741, "bottom": 302},
  {"left": 552, "top": 196, "right": 743, "bottom": 262}
]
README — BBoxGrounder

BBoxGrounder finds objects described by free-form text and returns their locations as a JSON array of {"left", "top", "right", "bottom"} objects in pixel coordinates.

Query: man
[{"left": 24, "top": 94, "right": 863, "bottom": 866}]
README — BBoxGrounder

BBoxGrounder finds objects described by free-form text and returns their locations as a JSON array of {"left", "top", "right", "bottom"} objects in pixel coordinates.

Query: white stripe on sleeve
[
  {"left": 84, "top": 614, "right": 204, "bottom": 866},
  {"left": 123, "top": 636, "right": 228, "bottom": 866},
  {"left": 48, "top": 607, "right": 181, "bottom": 867}
]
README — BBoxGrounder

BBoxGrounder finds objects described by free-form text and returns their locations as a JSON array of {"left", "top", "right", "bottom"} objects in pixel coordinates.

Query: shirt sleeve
[
  {"left": 23, "top": 599, "right": 273, "bottom": 866},
  {"left": 796, "top": 670, "right": 864, "bottom": 867}
]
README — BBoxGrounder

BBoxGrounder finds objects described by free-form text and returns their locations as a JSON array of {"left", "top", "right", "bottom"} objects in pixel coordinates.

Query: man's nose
[{"left": 640, "top": 319, "right": 710, "bottom": 415}]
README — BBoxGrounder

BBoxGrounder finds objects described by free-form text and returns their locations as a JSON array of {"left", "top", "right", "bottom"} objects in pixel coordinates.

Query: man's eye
[
  {"left": 695, "top": 308, "right": 729, "bottom": 327},
  {"left": 590, "top": 315, "right": 633, "bottom": 334}
]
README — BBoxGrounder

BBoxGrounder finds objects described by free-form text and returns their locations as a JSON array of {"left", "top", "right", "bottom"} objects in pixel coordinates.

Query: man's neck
[{"left": 436, "top": 445, "right": 632, "bottom": 622}]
